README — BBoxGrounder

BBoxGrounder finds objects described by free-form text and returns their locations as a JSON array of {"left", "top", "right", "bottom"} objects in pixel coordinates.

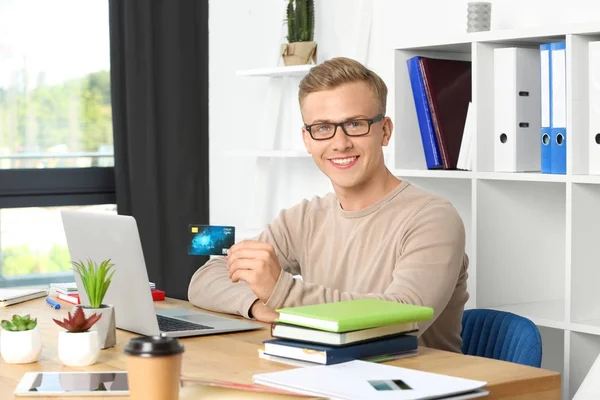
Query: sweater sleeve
[
  {"left": 263, "top": 200, "right": 466, "bottom": 335},
  {"left": 187, "top": 202, "right": 305, "bottom": 318}
]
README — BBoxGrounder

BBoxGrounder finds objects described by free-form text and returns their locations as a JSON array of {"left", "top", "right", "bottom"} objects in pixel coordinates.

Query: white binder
[
  {"left": 589, "top": 41, "right": 600, "bottom": 175},
  {"left": 493, "top": 47, "right": 542, "bottom": 172}
]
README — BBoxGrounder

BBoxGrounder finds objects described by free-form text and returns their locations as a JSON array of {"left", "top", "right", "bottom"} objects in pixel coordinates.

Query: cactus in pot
[{"left": 281, "top": 0, "right": 317, "bottom": 66}]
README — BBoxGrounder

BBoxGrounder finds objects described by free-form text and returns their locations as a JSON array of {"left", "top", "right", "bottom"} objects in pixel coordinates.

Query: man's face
[{"left": 301, "top": 81, "right": 392, "bottom": 190}]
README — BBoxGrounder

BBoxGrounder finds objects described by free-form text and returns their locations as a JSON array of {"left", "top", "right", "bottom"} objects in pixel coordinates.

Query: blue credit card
[{"left": 187, "top": 225, "right": 235, "bottom": 256}]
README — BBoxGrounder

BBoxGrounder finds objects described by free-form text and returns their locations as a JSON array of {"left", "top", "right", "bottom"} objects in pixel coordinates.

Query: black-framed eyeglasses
[{"left": 304, "top": 113, "right": 384, "bottom": 140}]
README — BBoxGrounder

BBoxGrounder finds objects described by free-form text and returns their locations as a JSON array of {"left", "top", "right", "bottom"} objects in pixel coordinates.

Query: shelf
[
  {"left": 489, "top": 300, "right": 566, "bottom": 330},
  {"left": 571, "top": 174, "right": 600, "bottom": 184},
  {"left": 476, "top": 171, "right": 567, "bottom": 182},
  {"left": 235, "top": 65, "right": 313, "bottom": 78},
  {"left": 222, "top": 150, "right": 311, "bottom": 158},
  {"left": 392, "top": 21, "right": 600, "bottom": 51},
  {"left": 393, "top": 169, "right": 473, "bottom": 179}
]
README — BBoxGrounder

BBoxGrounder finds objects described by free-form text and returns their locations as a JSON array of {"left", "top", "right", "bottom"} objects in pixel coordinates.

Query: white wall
[{"left": 209, "top": 0, "right": 600, "bottom": 233}]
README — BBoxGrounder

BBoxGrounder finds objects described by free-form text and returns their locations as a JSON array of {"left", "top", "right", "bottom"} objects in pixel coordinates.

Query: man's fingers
[
  {"left": 228, "top": 258, "right": 261, "bottom": 279},
  {"left": 228, "top": 240, "right": 274, "bottom": 255},
  {"left": 231, "top": 268, "right": 254, "bottom": 284},
  {"left": 227, "top": 248, "right": 271, "bottom": 266}
]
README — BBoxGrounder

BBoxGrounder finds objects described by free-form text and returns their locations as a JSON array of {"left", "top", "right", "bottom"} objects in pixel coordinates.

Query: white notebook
[
  {"left": 0, "top": 288, "right": 48, "bottom": 307},
  {"left": 253, "top": 360, "right": 488, "bottom": 400}
]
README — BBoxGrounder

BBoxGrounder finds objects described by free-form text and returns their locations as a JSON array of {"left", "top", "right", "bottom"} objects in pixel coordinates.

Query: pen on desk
[{"left": 46, "top": 297, "right": 61, "bottom": 309}]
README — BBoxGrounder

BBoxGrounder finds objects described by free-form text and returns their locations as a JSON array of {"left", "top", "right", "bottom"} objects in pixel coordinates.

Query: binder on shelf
[
  {"left": 540, "top": 43, "right": 552, "bottom": 173},
  {"left": 550, "top": 41, "right": 567, "bottom": 174},
  {"left": 420, "top": 57, "right": 472, "bottom": 170},
  {"left": 406, "top": 56, "right": 442, "bottom": 170},
  {"left": 457, "top": 101, "right": 474, "bottom": 171},
  {"left": 493, "top": 47, "right": 541, "bottom": 172},
  {"left": 589, "top": 41, "right": 600, "bottom": 175}
]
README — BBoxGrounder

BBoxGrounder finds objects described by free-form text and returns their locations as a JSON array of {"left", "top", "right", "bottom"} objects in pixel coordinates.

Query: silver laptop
[{"left": 60, "top": 210, "right": 263, "bottom": 338}]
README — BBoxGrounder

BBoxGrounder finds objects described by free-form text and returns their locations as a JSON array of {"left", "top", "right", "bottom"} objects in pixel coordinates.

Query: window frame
[{"left": 0, "top": 167, "right": 116, "bottom": 286}]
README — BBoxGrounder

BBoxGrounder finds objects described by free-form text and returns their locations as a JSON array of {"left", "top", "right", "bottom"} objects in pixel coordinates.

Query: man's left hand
[{"left": 226, "top": 240, "right": 281, "bottom": 302}]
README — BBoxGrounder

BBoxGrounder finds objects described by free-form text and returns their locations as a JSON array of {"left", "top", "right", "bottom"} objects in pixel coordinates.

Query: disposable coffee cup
[{"left": 124, "top": 336, "right": 184, "bottom": 400}]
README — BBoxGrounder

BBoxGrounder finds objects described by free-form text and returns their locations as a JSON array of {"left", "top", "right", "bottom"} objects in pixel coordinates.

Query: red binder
[{"left": 419, "top": 58, "right": 472, "bottom": 169}]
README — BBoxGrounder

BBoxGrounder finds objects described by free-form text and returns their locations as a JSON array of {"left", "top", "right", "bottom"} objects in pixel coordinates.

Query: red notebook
[{"left": 419, "top": 57, "right": 472, "bottom": 169}]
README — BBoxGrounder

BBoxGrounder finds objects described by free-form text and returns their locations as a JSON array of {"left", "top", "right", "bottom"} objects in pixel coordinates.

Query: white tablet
[{"left": 14, "top": 371, "right": 129, "bottom": 396}]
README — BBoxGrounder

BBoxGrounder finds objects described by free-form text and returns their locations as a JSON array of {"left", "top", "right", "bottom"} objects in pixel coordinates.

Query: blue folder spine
[
  {"left": 550, "top": 41, "right": 567, "bottom": 174},
  {"left": 540, "top": 43, "right": 552, "bottom": 173}
]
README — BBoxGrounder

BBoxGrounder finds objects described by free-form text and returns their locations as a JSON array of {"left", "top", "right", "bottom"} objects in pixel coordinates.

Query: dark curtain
[{"left": 108, "top": 0, "right": 209, "bottom": 300}]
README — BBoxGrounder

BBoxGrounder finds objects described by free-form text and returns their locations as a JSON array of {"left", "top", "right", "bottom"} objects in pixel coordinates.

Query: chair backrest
[{"left": 461, "top": 308, "right": 542, "bottom": 368}]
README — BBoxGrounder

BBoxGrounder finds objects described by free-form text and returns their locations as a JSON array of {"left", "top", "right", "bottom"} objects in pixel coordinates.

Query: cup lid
[{"left": 124, "top": 335, "right": 184, "bottom": 357}]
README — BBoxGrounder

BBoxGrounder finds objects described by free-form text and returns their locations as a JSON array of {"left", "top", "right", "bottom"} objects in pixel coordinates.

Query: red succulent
[{"left": 53, "top": 306, "right": 102, "bottom": 333}]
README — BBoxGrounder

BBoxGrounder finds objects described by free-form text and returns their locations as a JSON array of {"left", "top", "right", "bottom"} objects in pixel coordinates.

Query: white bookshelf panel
[
  {"left": 538, "top": 327, "right": 566, "bottom": 395},
  {"left": 568, "top": 34, "right": 600, "bottom": 176},
  {"left": 476, "top": 180, "right": 566, "bottom": 323},
  {"left": 570, "top": 183, "right": 600, "bottom": 326},
  {"left": 398, "top": 177, "right": 474, "bottom": 308},
  {"left": 569, "top": 332, "right": 600, "bottom": 399},
  {"left": 393, "top": 46, "right": 471, "bottom": 171}
]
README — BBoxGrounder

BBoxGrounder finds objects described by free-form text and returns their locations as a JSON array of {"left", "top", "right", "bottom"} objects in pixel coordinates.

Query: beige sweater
[{"left": 188, "top": 181, "right": 470, "bottom": 353}]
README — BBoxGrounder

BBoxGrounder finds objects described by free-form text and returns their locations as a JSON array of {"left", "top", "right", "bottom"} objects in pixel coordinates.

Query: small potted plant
[
  {"left": 53, "top": 306, "right": 102, "bottom": 366},
  {"left": 0, "top": 314, "right": 42, "bottom": 363},
  {"left": 280, "top": 0, "right": 317, "bottom": 66},
  {"left": 72, "top": 258, "right": 116, "bottom": 349}
]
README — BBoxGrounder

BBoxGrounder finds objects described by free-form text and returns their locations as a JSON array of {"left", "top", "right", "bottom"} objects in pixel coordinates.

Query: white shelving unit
[
  {"left": 391, "top": 22, "right": 600, "bottom": 399},
  {"left": 231, "top": 65, "right": 330, "bottom": 235}
]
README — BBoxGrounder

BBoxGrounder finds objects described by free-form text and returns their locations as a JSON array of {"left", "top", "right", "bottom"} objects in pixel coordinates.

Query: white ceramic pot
[
  {"left": 0, "top": 325, "right": 42, "bottom": 363},
  {"left": 57, "top": 330, "right": 100, "bottom": 367}
]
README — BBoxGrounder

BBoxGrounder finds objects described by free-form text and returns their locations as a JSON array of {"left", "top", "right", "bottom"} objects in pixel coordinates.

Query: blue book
[
  {"left": 407, "top": 56, "right": 442, "bottom": 169},
  {"left": 263, "top": 334, "right": 418, "bottom": 365}
]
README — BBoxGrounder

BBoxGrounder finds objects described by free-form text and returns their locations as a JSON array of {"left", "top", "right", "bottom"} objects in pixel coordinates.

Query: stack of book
[
  {"left": 259, "top": 298, "right": 434, "bottom": 367},
  {"left": 50, "top": 282, "right": 165, "bottom": 305}
]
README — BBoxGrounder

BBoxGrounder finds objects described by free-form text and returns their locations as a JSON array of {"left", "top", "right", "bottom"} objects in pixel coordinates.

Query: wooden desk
[{"left": 0, "top": 297, "right": 560, "bottom": 399}]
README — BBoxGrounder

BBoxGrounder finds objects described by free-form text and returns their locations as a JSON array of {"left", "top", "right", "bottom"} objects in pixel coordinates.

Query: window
[
  {"left": 0, "top": 204, "right": 116, "bottom": 288},
  {"left": 0, "top": 0, "right": 113, "bottom": 168},
  {"left": 0, "top": 1, "right": 116, "bottom": 285}
]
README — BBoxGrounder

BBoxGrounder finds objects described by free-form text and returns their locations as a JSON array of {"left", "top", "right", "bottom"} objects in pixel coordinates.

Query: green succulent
[
  {"left": 285, "top": 0, "right": 315, "bottom": 43},
  {"left": 1, "top": 314, "right": 37, "bottom": 331},
  {"left": 72, "top": 258, "right": 115, "bottom": 309}
]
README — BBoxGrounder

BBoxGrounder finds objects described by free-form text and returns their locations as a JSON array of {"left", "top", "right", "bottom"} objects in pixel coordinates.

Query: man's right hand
[{"left": 250, "top": 300, "right": 279, "bottom": 323}]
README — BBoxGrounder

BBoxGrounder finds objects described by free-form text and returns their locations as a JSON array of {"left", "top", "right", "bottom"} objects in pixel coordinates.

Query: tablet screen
[{"left": 25, "top": 372, "right": 128, "bottom": 393}]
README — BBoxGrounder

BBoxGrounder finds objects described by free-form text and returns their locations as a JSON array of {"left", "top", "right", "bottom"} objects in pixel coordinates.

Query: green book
[{"left": 275, "top": 299, "right": 434, "bottom": 333}]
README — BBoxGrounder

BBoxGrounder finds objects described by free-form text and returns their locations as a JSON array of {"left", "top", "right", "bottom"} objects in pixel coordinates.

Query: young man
[{"left": 188, "top": 57, "right": 469, "bottom": 353}]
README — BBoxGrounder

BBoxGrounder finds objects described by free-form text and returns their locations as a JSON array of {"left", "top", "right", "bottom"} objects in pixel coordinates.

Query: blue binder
[
  {"left": 406, "top": 56, "right": 442, "bottom": 169},
  {"left": 540, "top": 43, "right": 552, "bottom": 173},
  {"left": 550, "top": 41, "right": 567, "bottom": 174}
]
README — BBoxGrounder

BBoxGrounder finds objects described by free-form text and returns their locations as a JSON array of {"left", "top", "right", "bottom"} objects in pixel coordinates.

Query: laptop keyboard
[{"left": 157, "top": 314, "right": 214, "bottom": 332}]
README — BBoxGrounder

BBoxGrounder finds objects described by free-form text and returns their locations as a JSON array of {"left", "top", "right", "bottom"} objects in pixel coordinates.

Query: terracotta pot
[{"left": 280, "top": 41, "right": 317, "bottom": 66}]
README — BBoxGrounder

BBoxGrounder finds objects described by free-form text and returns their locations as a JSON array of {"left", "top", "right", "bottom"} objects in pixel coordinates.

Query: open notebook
[{"left": 0, "top": 288, "right": 48, "bottom": 307}]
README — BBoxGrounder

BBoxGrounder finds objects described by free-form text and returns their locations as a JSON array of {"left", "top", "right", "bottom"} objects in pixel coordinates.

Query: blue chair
[{"left": 460, "top": 308, "right": 542, "bottom": 368}]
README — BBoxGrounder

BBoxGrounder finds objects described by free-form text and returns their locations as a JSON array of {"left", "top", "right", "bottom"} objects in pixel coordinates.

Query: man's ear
[
  {"left": 302, "top": 127, "right": 312, "bottom": 154},
  {"left": 381, "top": 116, "right": 393, "bottom": 147}
]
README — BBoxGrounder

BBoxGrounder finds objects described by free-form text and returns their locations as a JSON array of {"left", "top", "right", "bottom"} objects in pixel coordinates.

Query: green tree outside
[
  {"left": 0, "top": 69, "right": 112, "bottom": 157},
  {"left": 1, "top": 244, "right": 72, "bottom": 276}
]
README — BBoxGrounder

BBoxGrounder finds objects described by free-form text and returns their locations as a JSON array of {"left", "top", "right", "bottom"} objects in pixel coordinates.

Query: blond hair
[{"left": 298, "top": 57, "right": 388, "bottom": 114}]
